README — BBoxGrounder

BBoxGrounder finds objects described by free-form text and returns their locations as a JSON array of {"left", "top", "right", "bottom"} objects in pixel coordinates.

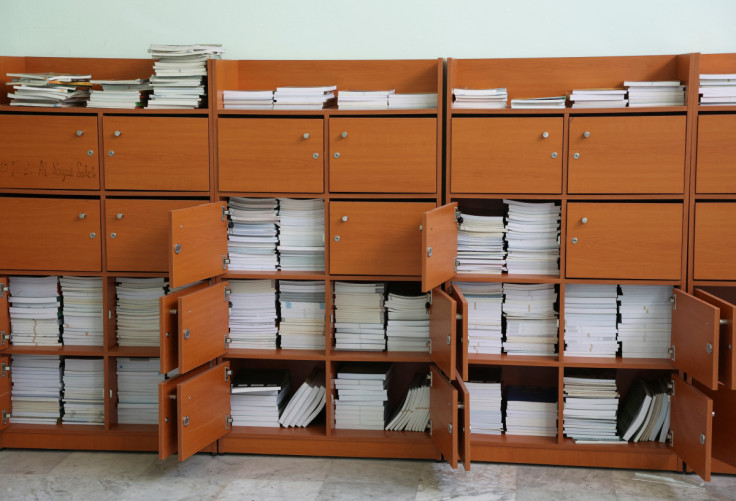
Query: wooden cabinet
[
  {"left": 0, "top": 354, "right": 8, "bottom": 432},
  {"left": 693, "top": 203, "right": 736, "bottom": 280},
  {"left": 696, "top": 115, "right": 736, "bottom": 193}
]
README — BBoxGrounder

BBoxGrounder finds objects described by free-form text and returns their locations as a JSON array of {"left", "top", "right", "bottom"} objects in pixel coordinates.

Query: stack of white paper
[
  {"left": 223, "top": 90, "right": 274, "bottom": 110},
  {"left": 338, "top": 89, "right": 394, "bottom": 109},
  {"left": 457, "top": 214, "right": 506, "bottom": 274},
  {"left": 563, "top": 375, "right": 622, "bottom": 443},
  {"left": 273, "top": 86, "right": 336, "bottom": 110},
  {"left": 6, "top": 73, "right": 91, "bottom": 107},
  {"left": 8, "top": 276, "right": 61, "bottom": 347},
  {"left": 504, "top": 200, "right": 560, "bottom": 275},
  {"left": 334, "top": 363, "right": 392, "bottom": 430},
  {"left": 9, "top": 355, "right": 62, "bottom": 425},
  {"left": 455, "top": 282, "right": 503, "bottom": 355},
  {"left": 228, "top": 280, "right": 278, "bottom": 349},
  {"left": 62, "top": 358, "right": 104, "bottom": 425},
  {"left": 503, "top": 284, "right": 558, "bottom": 356},
  {"left": 230, "top": 369, "right": 290, "bottom": 427},
  {"left": 279, "top": 368, "right": 326, "bottom": 428},
  {"left": 569, "top": 89, "right": 627, "bottom": 108},
  {"left": 334, "top": 282, "right": 386, "bottom": 351},
  {"left": 278, "top": 198, "right": 325, "bottom": 271},
  {"left": 227, "top": 197, "right": 279, "bottom": 271},
  {"left": 116, "top": 277, "right": 167, "bottom": 347},
  {"left": 618, "top": 285, "right": 672, "bottom": 359},
  {"left": 466, "top": 379, "right": 503, "bottom": 435},
  {"left": 147, "top": 44, "right": 223, "bottom": 109},
  {"left": 385, "top": 372, "right": 430, "bottom": 432},
  {"left": 505, "top": 386, "right": 558, "bottom": 437},
  {"left": 699, "top": 73, "right": 736, "bottom": 105},
  {"left": 510, "top": 96, "right": 566, "bottom": 109},
  {"left": 388, "top": 93, "right": 437, "bottom": 109},
  {"left": 625, "top": 81, "right": 685, "bottom": 107},
  {"left": 116, "top": 358, "right": 164, "bottom": 425},
  {"left": 452, "top": 88, "right": 508, "bottom": 109},
  {"left": 385, "top": 291, "right": 430, "bottom": 352},
  {"left": 278, "top": 280, "right": 325, "bottom": 350},
  {"left": 88, "top": 79, "right": 151, "bottom": 109},
  {"left": 60, "top": 276, "right": 103, "bottom": 347},
  {"left": 564, "top": 285, "right": 619, "bottom": 358}
]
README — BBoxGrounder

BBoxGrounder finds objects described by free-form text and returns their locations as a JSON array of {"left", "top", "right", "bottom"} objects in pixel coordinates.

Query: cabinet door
[
  {"left": 430, "top": 365, "right": 459, "bottom": 468},
  {"left": 421, "top": 203, "right": 458, "bottom": 292},
  {"left": 694, "top": 203, "right": 736, "bottom": 280},
  {"left": 671, "top": 377, "right": 713, "bottom": 481},
  {"left": 565, "top": 203, "right": 682, "bottom": 280},
  {"left": 450, "top": 285, "right": 469, "bottom": 381},
  {"left": 451, "top": 117, "right": 562, "bottom": 194},
  {"left": 430, "top": 288, "right": 457, "bottom": 380},
  {"left": 178, "top": 282, "right": 230, "bottom": 374},
  {"left": 169, "top": 202, "right": 227, "bottom": 288},
  {"left": 696, "top": 381, "right": 736, "bottom": 471},
  {"left": 0, "top": 115, "right": 99, "bottom": 190},
  {"left": 0, "top": 197, "right": 101, "bottom": 271},
  {"left": 103, "top": 117, "right": 209, "bottom": 191},
  {"left": 696, "top": 114, "right": 736, "bottom": 193},
  {"left": 218, "top": 118, "right": 323, "bottom": 193},
  {"left": 671, "top": 290, "right": 720, "bottom": 391},
  {"left": 0, "top": 354, "right": 9, "bottom": 431},
  {"left": 329, "top": 201, "right": 434, "bottom": 276},
  {"left": 455, "top": 372, "right": 471, "bottom": 471},
  {"left": 106, "top": 199, "right": 203, "bottom": 272},
  {"left": 694, "top": 289, "right": 736, "bottom": 390},
  {"left": 568, "top": 116, "right": 686, "bottom": 194},
  {"left": 329, "top": 118, "right": 436, "bottom": 193},
  {"left": 160, "top": 281, "right": 211, "bottom": 375},
  {"left": 0, "top": 277, "right": 8, "bottom": 352}
]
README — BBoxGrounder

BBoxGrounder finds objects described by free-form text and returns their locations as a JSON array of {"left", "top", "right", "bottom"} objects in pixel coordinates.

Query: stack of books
[
  {"left": 563, "top": 374, "right": 622, "bottom": 444},
  {"left": 116, "top": 358, "right": 164, "bottom": 425},
  {"left": 6, "top": 72, "right": 91, "bottom": 107},
  {"left": 228, "top": 280, "right": 278, "bottom": 349},
  {"left": 455, "top": 282, "right": 503, "bottom": 355},
  {"left": 278, "top": 280, "right": 325, "bottom": 350},
  {"left": 617, "top": 285, "right": 672, "bottom": 359},
  {"left": 502, "top": 284, "right": 558, "bottom": 356},
  {"left": 505, "top": 386, "right": 558, "bottom": 437},
  {"left": 279, "top": 368, "right": 327, "bottom": 428},
  {"left": 227, "top": 197, "right": 279, "bottom": 271},
  {"left": 62, "top": 358, "right": 105, "bottom": 425},
  {"left": 456, "top": 213, "right": 507, "bottom": 274},
  {"left": 88, "top": 79, "right": 151, "bottom": 109},
  {"left": 115, "top": 277, "right": 167, "bottom": 347},
  {"left": 466, "top": 377, "right": 503, "bottom": 435},
  {"left": 147, "top": 44, "right": 223, "bottom": 109},
  {"left": 337, "top": 90, "right": 394, "bottom": 109},
  {"left": 230, "top": 369, "right": 291, "bottom": 427},
  {"left": 385, "top": 372, "right": 430, "bottom": 432},
  {"left": 273, "top": 85, "right": 336, "bottom": 110},
  {"left": 510, "top": 96, "right": 566, "bottom": 109},
  {"left": 8, "top": 276, "right": 61, "bottom": 347},
  {"left": 385, "top": 289, "right": 430, "bottom": 352},
  {"left": 334, "top": 363, "right": 392, "bottom": 430},
  {"left": 699, "top": 73, "right": 736, "bottom": 105},
  {"left": 9, "top": 355, "right": 62, "bottom": 425},
  {"left": 569, "top": 89, "right": 627, "bottom": 108},
  {"left": 625, "top": 81, "right": 686, "bottom": 107},
  {"left": 388, "top": 93, "right": 437, "bottom": 109},
  {"left": 60, "top": 276, "right": 103, "bottom": 347},
  {"left": 222, "top": 90, "right": 274, "bottom": 110},
  {"left": 564, "top": 285, "right": 619, "bottom": 358},
  {"left": 334, "top": 282, "right": 386, "bottom": 351},
  {"left": 504, "top": 200, "right": 560, "bottom": 275},
  {"left": 452, "top": 88, "right": 508, "bottom": 109},
  {"left": 278, "top": 198, "right": 325, "bottom": 272},
  {"left": 618, "top": 377, "right": 670, "bottom": 443}
]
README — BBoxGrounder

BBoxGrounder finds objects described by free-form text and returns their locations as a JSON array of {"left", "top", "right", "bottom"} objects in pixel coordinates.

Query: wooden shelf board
[
  {"left": 6, "top": 345, "right": 104, "bottom": 356},
  {"left": 562, "top": 356, "right": 675, "bottom": 370},
  {"left": 329, "top": 428, "right": 432, "bottom": 444},
  {"left": 223, "top": 270, "right": 326, "bottom": 281},
  {"left": 1, "top": 423, "right": 157, "bottom": 451},
  {"left": 329, "top": 350, "right": 430, "bottom": 363},
  {"left": 0, "top": 188, "right": 101, "bottom": 196},
  {"left": 450, "top": 106, "right": 687, "bottom": 116},
  {"left": 468, "top": 353, "right": 559, "bottom": 367},
  {"left": 693, "top": 194, "right": 736, "bottom": 200},
  {"left": 108, "top": 423, "right": 158, "bottom": 436},
  {"left": 218, "top": 192, "right": 327, "bottom": 199},
  {"left": 108, "top": 272, "right": 169, "bottom": 278},
  {"left": 0, "top": 105, "right": 98, "bottom": 115},
  {"left": 565, "top": 194, "right": 685, "bottom": 200},
  {"left": 698, "top": 105, "right": 736, "bottom": 112},
  {"left": 0, "top": 270, "right": 103, "bottom": 277},
  {"left": 471, "top": 433, "right": 558, "bottom": 448},
  {"left": 4, "top": 423, "right": 106, "bottom": 434},
  {"left": 327, "top": 275, "right": 420, "bottom": 282},
  {"left": 217, "top": 108, "right": 438, "bottom": 116},
  {"left": 451, "top": 109, "right": 565, "bottom": 116},
  {"left": 227, "top": 424, "right": 326, "bottom": 439},
  {"left": 327, "top": 193, "right": 440, "bottom": 199},
  {"left": 105, "top": 191, "right": 210, "bottom": 198},
  {"left": 226, "top": 348, "right": 326, "bottom": 360},
  {"left": 558, "top": 437, "right": 673, "bottom": 453},
  {"left": 450, "top": 193, "right": 562, "bottom": 200},
  {"left": 454, "top": 273, "right": 561, "bottom": 284},
  {"left": 564, "top": 278, "right": 683, "bottom": 286},
  {"left": 691, "top": 280, "right": 736, "bottom": 287},
  {"left": 108, "top": 346, "right": 160, "bottom": 358}
]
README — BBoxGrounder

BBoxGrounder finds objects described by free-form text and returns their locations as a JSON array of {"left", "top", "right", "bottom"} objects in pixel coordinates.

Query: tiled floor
[{"left": 0, "top": 450, "right": 734, "bottom": 500}]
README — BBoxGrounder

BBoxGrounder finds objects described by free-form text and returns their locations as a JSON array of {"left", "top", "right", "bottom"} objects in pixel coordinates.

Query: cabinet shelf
[
  {"left": 471, "top": 433, "right": 558, "bottom": 448},
  {"left": 562, "top": 356, "right": 675, "bottom": 370},
  {"left": 5, "top": 345, "right": 104, "bottom": 356},
  {"left": 454, "top": 273, "right": 561, "bottom": 284},
  {"left": 227, "top": 424, "right": 326, "bottom": 439},
  {"left": 217, "top": 109, "right": 438, "bottom": 116},
  {"left": 564, "top": 278, "right": 683, "bottom": 286},
  {"left": 225, "top": 348, "right": 326, "bottom": 360},
  {"left": 329, "top": 350, "right": 431, "bottom": 363},
  {"left": 108, "top": 346, "right": 160, "bottom": 358},
  {"left": 223, "top": 270, "right": 326, "bottom": 281},
  {"left": 468, "top": 353, "right": 559, "bottom": 367}
]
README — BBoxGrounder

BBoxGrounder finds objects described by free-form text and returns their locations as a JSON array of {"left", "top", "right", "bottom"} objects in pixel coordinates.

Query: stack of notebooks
[
  {"left": 505, "top": 386, "right": 558, "bottom": 437},
  {"left": 625, "top": 81, "right": 686, "bottom": 107},
  {"left": 116, "top": 358, "right": 164, "bottom": 425},
  {"left": 115, "top": 277, "right": 167, "bottom": 347},
  {"left": 222, "top": 90, "right": 274, "bottom": 110},
  {"left": 227, "top": 197, "right": 279, "bottom": 271},
  {"left": 273, "top": 85, "right": 336, "bottom": 110},
  {"left": 333, "top": 282, "right": 386, "bottom": 351},
  {"left": 455, "top": 282, "right": 503, "bottom": 355},
  {"left": 88, "top": 79, "right": 151, "bottom": 109},
  {"left": 277, "top": 198, "right": 325, "bottom": 272},
  {"left": 456, "top": 213, "right": 507, "bottom": 274},
  {"left": 147, "top": 44, "right": 223, "bottom": 109},
  {"left": 337, "top": 90, "right": 394, "bottom": 109},
  {"left": 452, "top": 88, "right": 508, "bottom": 109},
  {"left": 618, "top": 377, "right": 670, "bottom": 443},
  {"left": 563, "top": 374, "right": 622, "bottom": 444},
  {"left": 504, "top": 200, "right": 560, "bottom": 275},
  {"left": 569, "top": 89, "right": 627, "bottom": 108},
  {"left": 564, "top": 285, "right": 619, "bottom": 358},
  {"left": 60, "top": 276, "right": 103, "bottom": 346},
  {"left": 465, "top": 377, "right": 503, "bottom": 435},
  {"left": 230, "top": 369, "right": 291, "bottom": 427},
  {"left": 388, "top": 93, "right": 437, "bottom": 109},
  {"left": 502, "top": 284, "right": 558, "bottom": 356},
  {"left": 8, "top": 276, "right": 61, "bottom": 347},
  {"left": 228, "top": 280, "right": 278, "bottom": 349},
  {"left": 279, "top": 368, "right": 326, "bottom": 428},
  {"left": 699, "top": 73, "right": 736, "bottom": 105},
  {"left": 334, "top": 363, "right": 392, "bottom": 430},
  {"left": 6, "top": 72, "right": 91, "bottom": 107},
  {"left": 617, "top": 285, "right": 672, "bottom": 359},
  {"left": 510, "top": 96, "right": 566, "bottom": 109},
  {"left": 385, "top": 372, "right": 430, "bottom": 432},
  {"left": 62, "top": 358, "right": 105, "bottom": 425},
  {"left": 278, "top": 280, "right": 325, "bottom": 350},
  {"left": 9, "top": 355, "right": 62, "bottom": 425},
  {"left": 385, "top": 289, "right": 430, "bottom": 352}
]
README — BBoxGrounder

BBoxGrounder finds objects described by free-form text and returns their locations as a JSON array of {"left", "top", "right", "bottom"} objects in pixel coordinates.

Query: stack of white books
[
  {"left": 147, "top": 44, "right": 223, "bottom": 109},
  {"left": 455, "top": 282, "right": 503, "bottom": 355},
  {"left": 278, "top": 280, "right": 325, "bottom": 350},
  {"left": 385, "top": 372, "right": 430, "bottom": 432},
  {"left": 223, "top": 90, "right": 274, "bottom": 110},
  {"left": 502, "top": 284, "right": 558, "bottom": 356},
  {"left": 88, "top": 79, "right": 151, "bottom": 109},
  {"left": 6, "top": 72, "right": 91, "bottom": 107},
  {"left": 465, "top": 378, "right": 503, "bottom": 435},
  {"left": 617, "top": 285, "right": 672, "bottom": 359},
  {"left": 273, "top": 85, "right": 336, "bottom": 110},
  {"left": 9, "top": 355, "right": 62, "bottom": 425},
  {"left": 699, "top": 73, "right": 736, "bottom": 105},
  {"left": 278, "top": 198, "right": 325, "bottom": 271},
  {"left": 569, "top": 89, "right": 627, "bottom": 108},
  {"left": 116, "top": 358, "right": 164, "bottom": 425},
  {"left": 8, "top": 276, "right": 61, "bottom": 347},
  {"left": 279, "top": 368, "right": 326, "bottom": 428},
  {"left": 563, "top": 375, "right": 622, "bottom": 443},
  {"left": 504, "top": 200, "right": 560, "bottom": 275},
  {"left": 618, "top": 377, "right": 670, "bottom": 443},
  {"left": 385, "top": 290, "right": 430, "bottom": 352},
  {"left": 388, "top": 93, "right": 437, "bottom": 109},
  {"left": 230, "top": 369, "right": 291, "bottom": 427},
  {"left": 334, "top": 363, "right": 392, "bottom": 430},
  {"left": 337, "top": 89, "right": 394, "bottom": 109},
  {"left": 115, "top": 277, "right": 167, "bottom": 347},
  {"left": 564, "top": 285, "right": 619, "bottom": 358},
  {"left": 60, "top": 276, "right": 103, "bottom": 347},
  {"left": 227, "top": 197, "right": 279, "bottom": 271},
  {"left": 457, "top": 214, "right": 507, "bottom": 274},
  {"left": 625, "top": 81, "right": 686, "bottom": 107},
  {"left": 505, "top": 386, "right": 558, "bottom": 437},
  {"left": 510, "top": 96, "right": 566, "bottom": 109},
  {"left": 452, "top": 88, "right": 508, "bottom": 109},
  {"left": 228, "top": 280, "right": 278, "bottom": 349},
  {"left": 62, "top": 358, "right": 105, "bottom": 425},
  {"left": 334, "top": 282, "right": 386, "bottom": 351}
]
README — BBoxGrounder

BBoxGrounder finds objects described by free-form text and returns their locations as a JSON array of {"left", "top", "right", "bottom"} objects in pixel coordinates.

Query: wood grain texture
[
  {"left": 159, "top": 281, "right": 210, "bottom": 375},
  {"left": 178, "top": 282, "right": 230, "bottom": 374},
  {"left": 430, "top": 287, "right": 456, "bottom": 380},
  {"left": 694, "top": 203, "right": 736, "bottom": 280},
  {"left": 696, "top": 115, "right": 736, "bottom": 193},
  {"left": 0, "top": 277, "right": 8, "bottom": 352},
  {"left": 672, "top": 290, "right": 720, "bottom": 390},
  {"left": 169, "top": 202, "right": 227, "bottom": 288},
  {"left": 455, "top": 372, "right": 471, "bottom": 471},
  {"left": 421, "top": 203, "right": 458, "bottom": 292},
  {"left": 697, "top": 381, "right": 736, "bottom": 470},
  {"left": 671, "top": 378, "right": 712, "bottom": 481},
  {"left": 450, "top": 285, "right": 469, "bottom": 380},
  {"left": 430, "top": 364, "right": 458, "bottom": 468},
  {"left": 694, "top": 289, "right": 736, "bottom": 390}
]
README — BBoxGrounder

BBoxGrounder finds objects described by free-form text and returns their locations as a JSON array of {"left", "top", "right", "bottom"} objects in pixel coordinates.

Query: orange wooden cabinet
[
  {"left": 0, "top": 353, "right": 8, "bottom": 433},
  {"left": 693, "top": 203, "right": 736, "bottom": 281},
  {"left": 696, "top": 114, "right": 736, "bottom": 193}
]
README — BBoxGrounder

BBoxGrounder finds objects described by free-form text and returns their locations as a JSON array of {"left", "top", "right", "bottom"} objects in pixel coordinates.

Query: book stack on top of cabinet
[
  {"left": 147, "top": 44, "right": 223, "bottom": 109},
  {"left": 452, "top": 88, "right": 508, "bottom": 109},
  {"left": 625, "top": 81, "right": 685, "bottom": 107},
  {"left": 6, "top": 72, "right": 91, "bottom": 107},
  {"left": 699, "top": 73, "right": 736, "bottom": 105}
]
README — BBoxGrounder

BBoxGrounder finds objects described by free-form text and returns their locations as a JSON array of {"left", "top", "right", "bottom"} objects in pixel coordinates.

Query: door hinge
[
  {"left": 448, "top": 423, "right": 453, "bottom": 434},
  {"left": 446, "top": 335, "right": 451, "bottom": 345},
  {"left": 454, "top": 257, "right": 459, "bottom": 273},
  {"left": 1, "top": 361, "right": 10, "bottom": 377},
  {"left": 428, "top": 419, "right": 432, "bottom": 436},
  {"left": 222, "top": 206, "right": 230, "bottom": 221},
  {"left": 427, "top": 339, "right": 432, "bottom": 354},
  {"left": 2, "top": 409, "right": 9, "bottom": 426},
  {"left": 667, "top": 379, "right": 675, "bottom": 396},
  {"left": 455, "top": 207, "right": 463, "bottom": 225},
  {"left": 224, "top": 287, "right": 231, "bottom": 300},
  {"left": 428, "top": 371, "right": 433, "bottom": 387},
  {"left": 0, "top": 283, "right": 8, "bottom": 298},
  {"left": 0, "top": 331, "right": 9, "bottom": 347},
  {"left": 225, "top": 335, "right": 232, "bottom": 349},
  {"left": 427, "top": 291, "right": 432, "bottom": 306},
  {"left": 669, "top": 345, "right": 675, "bottom": 362},
  {"left": 667, "top": 430, "right": 673, "bottom": 448},
  {"left": 226, "top": 414, "right": 233, "bottom": 430},
  {"left": 223, "top": 255, "right": 230, "bottom": 270},
  {"left": 670, "top": 295, "right": 676, "bottom": 311},
  {"left": 225, "top": 368, "right": 233, "bottom": 382}
]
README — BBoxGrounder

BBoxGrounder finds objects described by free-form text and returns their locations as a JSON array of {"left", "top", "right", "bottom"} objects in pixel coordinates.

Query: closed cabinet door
[
  {"left": 696, "top": 115, "right": 736, "bottom": 193},
  {"left": 0, "top": 197, "right": 101, "bottom": 271},
  {"left": 568, "top": 116, "right": 686, "bottom": 194},
  {"left": 451, "top": 117, "right": 563, "bottom": 194},
  {"left": 0, "top": 115, "right": 99, "bottom": 190},
  {"left": 694, "top": 203, "right": 736, "bottom": 280},
  {"left": 566, "top": 203, "right": 682, "bottom": 279},
  {"left": 329, "top": 118, "right": 437, "bottom": 193},
  {"left": 218, "top": 118, "right": 323, "bottom": 193},
  {"left": 103, "top": 117, "right": 209, "bottom": 191},
  {"left": 330, "top": 201, "right": 435, "bottom": 275}
]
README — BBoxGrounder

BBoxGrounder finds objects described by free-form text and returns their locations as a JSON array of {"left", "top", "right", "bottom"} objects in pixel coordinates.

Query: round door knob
[
  {"left": 573, "top": 152, "right": 580, "bottom": 159},
  {"left": 551, "top": 152, "right": 558, "bottom": 159},
  {"left": 87, "top": 150, "right": 94, "bottom": 156},
  {"left": 116, "top": 213, "right": 124, "bottom": 219},
  {"left": 313, "top": 153, "right": 319, "bottom": 159},
  {"left": 89, "top": 232, "right": 96, "bottom": 239},
  {"left": 334, "top": 235, "right": 341, "bottom": 242},
  {"left": 303, "top": 133, "right": 310, "bottom": 139},
  {"left": 110, "top": 232, "right": 117, "bottom": 239},
  {"left": 114, "top": 130, "right": 122, "bottom": 137},
  {"left": 108, "top": 150, "right": 115, "bottom": 157},
  {"left": 334, "top": 152, "right": 341, "bottom": 159},
  {"left": 341, "top": 216, "right": 348, "bottom": 222},
  {"left": 341, "top": 131, "right": 348, "bottom": 138},
  {"left": 76, "top": 130, "right": 84, "bottom": 136},
  {"left": 542, "top": 131, "right": 549, "bottom": 138},
  {"left": 78, "top": 213, "right": 86, "bottom": 219},
  {"left": 581, "top": 217, "right": 588, "bottom": 224},
  {"left": 571, "top": 237, "right": 579, "bottom": 244},
  {"left": 583, "top": 131, "right": 591, "bottom": 138}
]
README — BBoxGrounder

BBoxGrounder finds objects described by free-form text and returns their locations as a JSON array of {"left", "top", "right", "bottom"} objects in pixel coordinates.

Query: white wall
[{"left": 1, "top": 0, "right": 736, "bottom": 59}]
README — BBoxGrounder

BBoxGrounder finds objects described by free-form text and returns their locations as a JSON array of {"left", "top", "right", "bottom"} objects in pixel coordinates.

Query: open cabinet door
[
  {"left": 429, "top": 288, "right": 456, "bottom": 380},
  {"left": 0, "top": 354, "right": 10, "bottom": 431},
  {"left": 671, "top": 290, "right": 720, "bottom": 390},
  {"left": 169, "top": 202, "right": 227, "bottom": 289},
  {"left": 695, "top": 381, "right": 736, "bottom": 471},
  {"left": 455, "top": 371, "right": 471, "bottom": 471},
  {"left": 449, "top": 285, "right": 468, "bottom": 381},
  {"left": 422, "top": 203, "right": 458, "bottom": 293},
  {"left": 671, "top": 377, "right": 713, "bottom": 481},
  {"left": 178, "top": 282, "right": 231, "bottom": 374},
  {"left": 694, "top": 289, "right": 736, "bottom": 390},
  {"left": 430, "top": 365, "right": 459, "bottom": 468},
  {"left": 160, "top": 281, "right": 210, "bottom": 375},
  {"left": 0, "top": 277, "right": 8, "bottom": 352}
]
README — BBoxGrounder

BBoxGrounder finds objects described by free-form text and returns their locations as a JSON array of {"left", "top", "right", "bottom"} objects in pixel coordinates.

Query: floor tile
[
  {"left": 26, "top": 475, "right": 134, "bottom": 501},
  {"left": 416, "top": 461, "right": 517, "bottom": 500},
  {"left": 0, "top": 449, "right": 71, "bottom": 474},
  {"left": 517, "top": 464, "right": 615, "bottom": 493},
  {"left": 50, "top": 451, "right": 157, "bottom": 478},
  {"left": 0, "top": 474, "right": 43, "bottom": 501},
  {"left": 324, "top": 457, "right": 427, "bottom": 486},
  {"left": 216, "top": 479, "right": 322, "bottom": 501},
  {"left": 516, "top": 488, "right": 617, "bottom": 501},
  {"left": 611, "top": 470, "right": 710, "bottom": 501},
  {"left": 117, "top": 476, "right": 227, "bottom": 501},
  {"left": 317, "top": 480, "right": 418, "bottom": 500}
]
